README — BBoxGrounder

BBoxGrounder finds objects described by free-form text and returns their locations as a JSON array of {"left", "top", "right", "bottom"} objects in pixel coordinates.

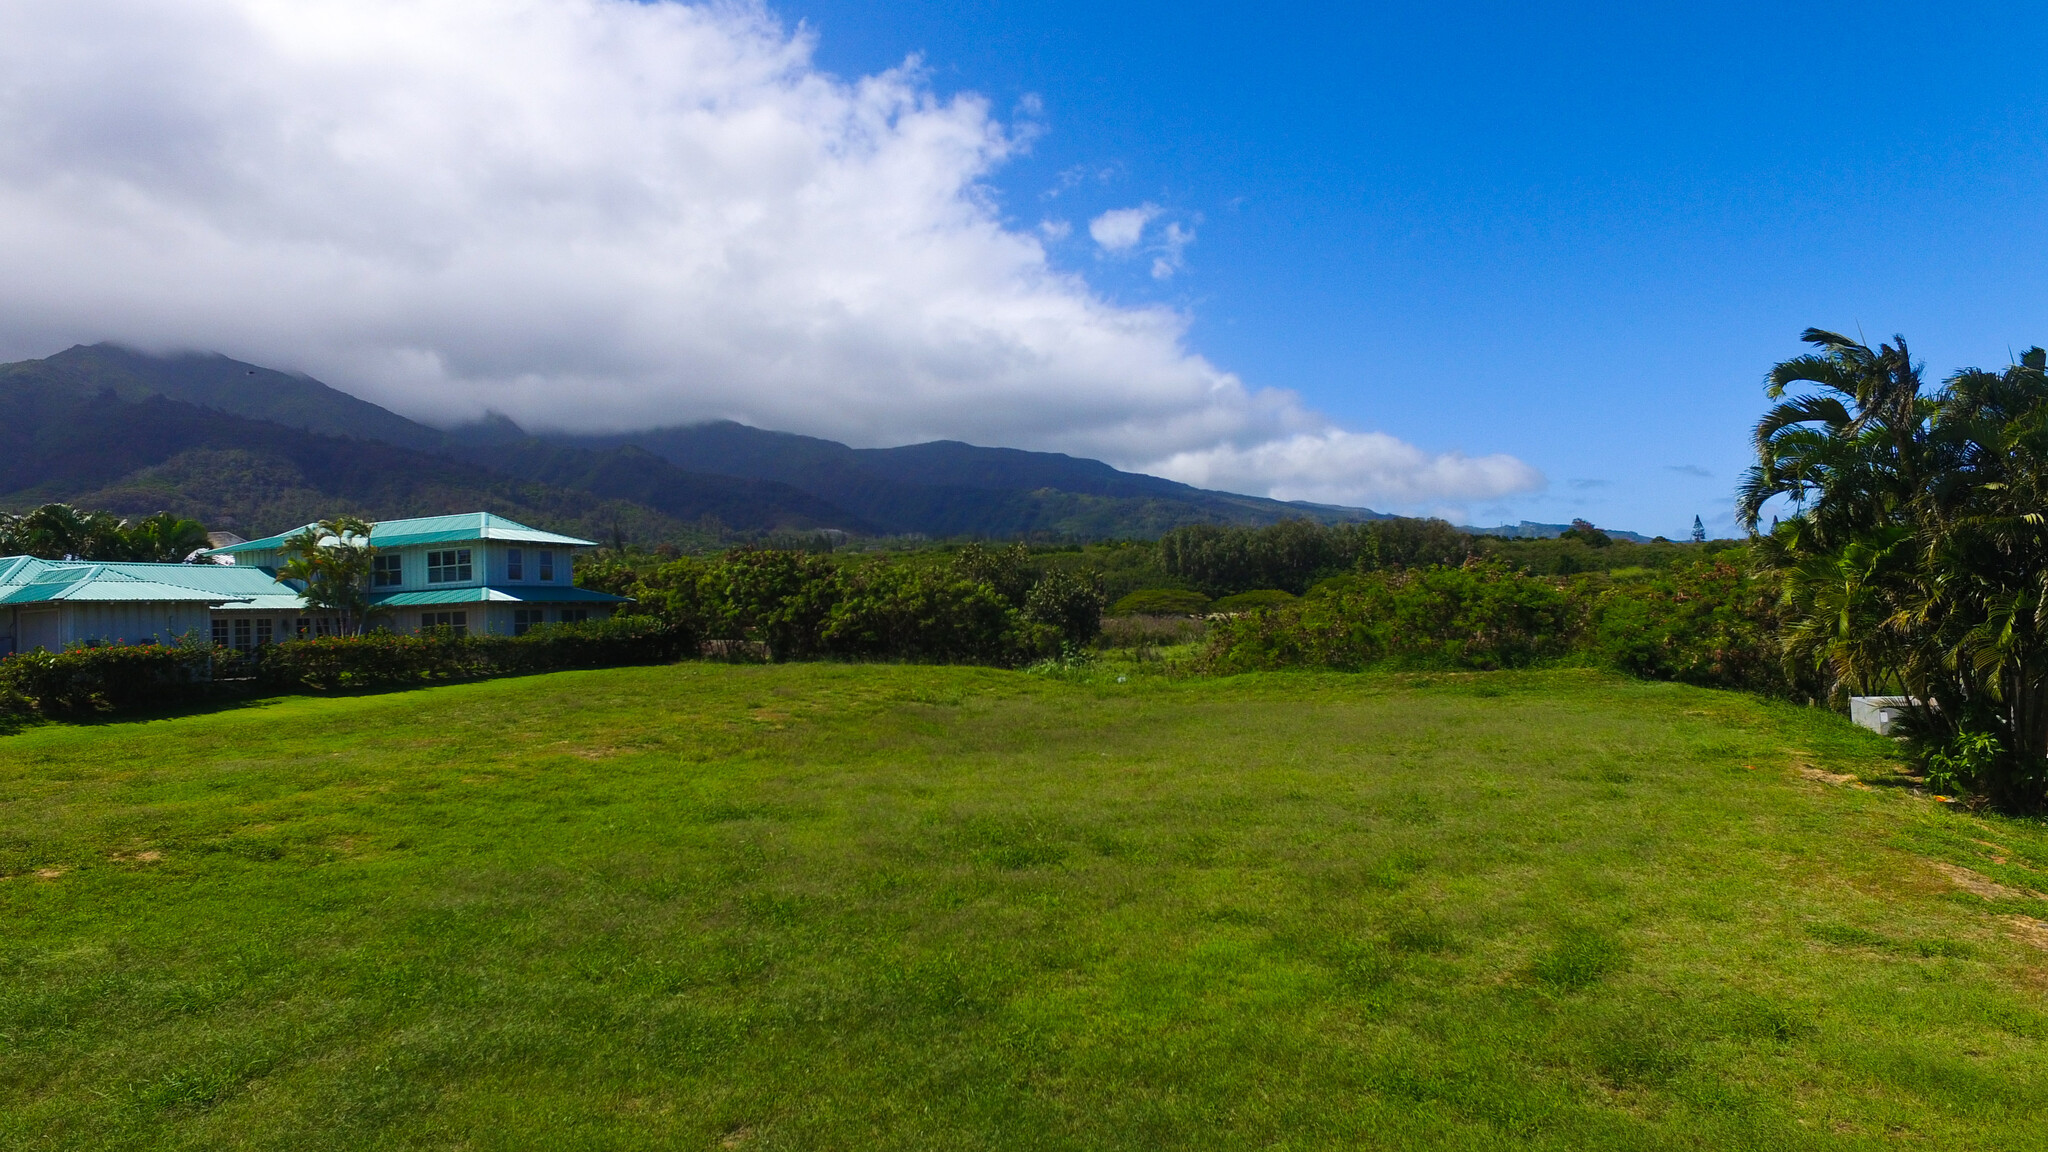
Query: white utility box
[{"left": 1849, "top": 696, "right": 1915, "bottom": 736}]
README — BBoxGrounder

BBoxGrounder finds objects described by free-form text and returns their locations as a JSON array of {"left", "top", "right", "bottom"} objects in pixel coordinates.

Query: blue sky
[
  {"left": 6, "top": 1, "right": 2046, "bottom": 536},
  {"left": 784, "top": 0, "right": 2048, "bottom": 535}
]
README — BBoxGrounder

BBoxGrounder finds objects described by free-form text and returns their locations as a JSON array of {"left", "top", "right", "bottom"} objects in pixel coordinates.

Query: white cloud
[
  {"left": 1038, "top": 219, "right": 1072, "bottom": 242},
  {"left": 1148, "top": 431, "right": 1546, "bottom": 509},
  {"left": 1088, "top": 204, "right": 1160, "bottom": 252},
  {"left": 1151, "top": 221, "right": 1195, "bottom": 280},
  {"left": 0, "top": 0, "right": 1539, "bottom": 512}
]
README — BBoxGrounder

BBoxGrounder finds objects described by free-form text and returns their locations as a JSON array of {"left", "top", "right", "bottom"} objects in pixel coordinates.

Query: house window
[
  {"left": 426, "top": 549, "right": 472, "bottom": 583},
  {"left": 512, "top": 608, "right": 544, "bottom": 636},
  {"left": 372, "top": 553, "right": 404, "bottom": 587},
  {"left": 558, "top": 609, "right": 589, "bottom": 624},
  {"left": 256, "top": 618, "right": 274, "bottom": 647},
  {"left": 422, "top": 611, "right": 468, "bottom": 636},
  {"left": 315, "top": 617, "right": 335, "bottom": 638},
  {"left": 539, "top": 551, "right": 555, "bottom": 582},
  {"left": 233, "top": 618, "right": 253, "bottom": 653},
  {"left": 507, "top": 549, "right": 524, "bottom": 581},
  {"left": 212, "top": 619, "right": 228, "bottom": 648}
]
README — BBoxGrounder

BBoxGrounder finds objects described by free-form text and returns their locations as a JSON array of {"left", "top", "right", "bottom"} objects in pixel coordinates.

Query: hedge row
[{"left": 0, "top": 616, "right": 691, "bottom": 723}]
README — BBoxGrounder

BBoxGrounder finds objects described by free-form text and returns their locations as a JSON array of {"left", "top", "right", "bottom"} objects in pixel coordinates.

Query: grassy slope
[{"left": 4, "top": 666, "right": 2048, "bottom": 1150}]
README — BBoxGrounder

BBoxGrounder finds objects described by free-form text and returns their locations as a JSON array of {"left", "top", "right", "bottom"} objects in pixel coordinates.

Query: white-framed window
[
  {"left": 558, "top": 609, "right": 588, "bottom": 624},
  {"left": 256, "top": 618, "right": 274, "bottom": 647},
  {"left": 512, "top": 608, "right": 544, "bottom": 636},
  {"left": 372, "top": 553, "right": 404, "bottom": 587},
  {"left": 506, "top": 548, "right": 524, "bottom": 581},
  {"left": 233, "top": 617, "right": 253, "bottom": 653},
  {"left": 421, "top": 611, "right": 468, "bottom": 636},
  {"left": 427, "top": 549, "right": 472, "bottom": 583},
  {"left": 539, "top": 550, "right": 555, "bottom": 582},
  {"left": 212, "top": 619, "right": 228, "bottom": 648}
]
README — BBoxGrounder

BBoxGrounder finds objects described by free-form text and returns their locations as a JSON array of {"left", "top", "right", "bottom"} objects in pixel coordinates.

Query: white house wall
[
  {"left": 17, "top": 608, "right": 63, "bottom": 652},
  {"left": 5, "top": 602, "right": 211, "bottom": 652}
]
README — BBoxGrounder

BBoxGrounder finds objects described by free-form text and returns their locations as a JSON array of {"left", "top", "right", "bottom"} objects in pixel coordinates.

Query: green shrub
[
  {"left": 822, "top": 564, "right": 1045, "bottom": 664},
  {"left": 1208, "top": 589, "right": 1298, "bottom": 613},
  {"left": 1199, "top": 555, "right": 1792, "bottom": 694},
  {"left": 258, "top": 616, "right": 692, "bottom": 691},
  {"left": 0, "top": 642, "right": 215, "bottom": 715},
  {"left": 1582, "top": 558, "right": 1790, "bottom": 693},
  {"left": 625, "top": 548, "right": 1090, "bottom": 666},
  {"left": 1203, "top": 563, "right": 1574, "bottom": 673},
  {"left": 1024, "top": 568, "right": 1105, "bottom": 649},
  {"left": 1108, "top": 588, "right": 1210, "bottom": 616}
]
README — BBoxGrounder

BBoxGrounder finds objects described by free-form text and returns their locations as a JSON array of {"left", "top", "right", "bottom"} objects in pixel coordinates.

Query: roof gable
[
  {"left": 0, "top": 555, "right": 279, "bottom": 606},
  {"left": 205, "top": 512, "right": 597, "bottom": 555}
]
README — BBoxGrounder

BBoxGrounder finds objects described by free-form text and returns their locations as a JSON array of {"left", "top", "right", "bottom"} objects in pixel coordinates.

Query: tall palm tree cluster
[
  {"left": 1742, "top": 328, "right": 2048, "bottom": 809},
  {"left": 0, "top": 503, "right": 212, "bottom": 564}
]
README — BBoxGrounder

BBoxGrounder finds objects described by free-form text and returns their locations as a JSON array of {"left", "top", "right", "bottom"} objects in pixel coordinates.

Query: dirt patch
[
  {"left": 720, "top": 1127, "right": 754, "bottom": 1148},
  {"left": 33, "top": 867, "right": 67, "bottom": 880},
  {"left": 2004, "top": 916, "right": 2048, "bottom": 951},
  {"left": 1933, "top": 861, "right": 2038, "bottom": 901},
  {"left": 1797, "top": 765, "right": 1868, "bottom": 789},
  {"left": 110, "top": 850, "right": 162, "bottom": 863}
]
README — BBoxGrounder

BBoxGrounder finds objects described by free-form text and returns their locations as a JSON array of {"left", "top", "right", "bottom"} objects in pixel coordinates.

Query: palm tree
[
  {"left": 1738, "top": 329, "right": 1930, "bottom": 546},
  {"left": 125, "top": 512, "right": 212, "bottom": 563},
  {"left": 0, "top": 503, "right": 132, "bottom": 560},
  {"left": 1748, "top": 331, "right": 2048, "bottom": 808},
  {"left": 278, "top": 516, "right": 378, "bottom": 636}
]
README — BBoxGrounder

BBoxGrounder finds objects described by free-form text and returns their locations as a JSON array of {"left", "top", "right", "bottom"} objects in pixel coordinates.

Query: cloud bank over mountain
[{"left": 0, "top": 0, "right": 1543, "bottom": 511}]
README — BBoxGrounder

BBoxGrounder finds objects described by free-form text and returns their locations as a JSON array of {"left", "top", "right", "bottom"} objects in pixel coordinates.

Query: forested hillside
[{"left": 0, "top": 344, "right": 1402, "bottom": 542}]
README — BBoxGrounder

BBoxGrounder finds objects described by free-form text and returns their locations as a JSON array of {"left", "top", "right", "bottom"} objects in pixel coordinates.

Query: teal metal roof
[
  {"left": 0, "top": 556, "right": 304, "bottom": 607},
  {"left": 368, "top": 585, "right": 630, "bottom": 608},
  {"left": 207, "top": 512, "right": 597, "bottom": 556}
]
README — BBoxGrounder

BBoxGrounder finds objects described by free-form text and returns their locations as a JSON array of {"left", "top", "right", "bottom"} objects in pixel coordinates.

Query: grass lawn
[{"left": 5, "top": 664, "right": 2048, "bottom": 1150}]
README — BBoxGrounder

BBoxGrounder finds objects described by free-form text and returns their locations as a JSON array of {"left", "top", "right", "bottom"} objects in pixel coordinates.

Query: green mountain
[
  {"left": 557, "top": 423, "right": 1391, "bottom": 537},
  {"left": 2, "top": 344, "right": 1400, "bottom": 541},
  {"left": 0, "top": 343, "right": 451, "bottom": 451}
]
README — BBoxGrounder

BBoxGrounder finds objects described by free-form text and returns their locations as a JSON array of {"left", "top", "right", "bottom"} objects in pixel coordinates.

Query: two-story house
[{"left": 204, "top": 513, "right": 628, "bottom": 639}]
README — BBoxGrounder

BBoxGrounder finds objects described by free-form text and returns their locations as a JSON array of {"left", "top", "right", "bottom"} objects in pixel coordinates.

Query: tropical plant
[
  {"left": 0, "top": 504, "right": 136, "bottom": 560},
  {"left": 1742, "top": 330, "right": 2048, "bottom": 808},
  {"left": 124, "top": 512, "right": 212, "bottom": 563},
  {"left": 277, "top": 516, "right": 379, "bottom": 636}
]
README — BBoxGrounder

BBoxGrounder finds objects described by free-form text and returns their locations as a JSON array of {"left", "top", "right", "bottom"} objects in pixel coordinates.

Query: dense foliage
[
  {"left": 1742, "top": 330, "right": 2048, "bottom": 809},
  {"left": 617, "top": 543, "right": 1102, "bottom": 664},
  {"left": 1159, "top": 517, "right": 1473, "bottom": 595},
  {"left": 1202, "top": 556, "right": 1790, "bottom": 694},
  {"left": 0, "top": 504, "right": 210, "bottom": 562}
]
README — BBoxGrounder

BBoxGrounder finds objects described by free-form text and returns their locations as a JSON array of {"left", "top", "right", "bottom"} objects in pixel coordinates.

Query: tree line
[{"left": 592, "top": 543, "right": 1103, "bottom": 663}]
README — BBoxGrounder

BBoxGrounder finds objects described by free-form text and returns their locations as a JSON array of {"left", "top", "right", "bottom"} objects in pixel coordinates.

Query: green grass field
[{"left": 6, "top": 664, "right": 2048, "bottom": 1150}]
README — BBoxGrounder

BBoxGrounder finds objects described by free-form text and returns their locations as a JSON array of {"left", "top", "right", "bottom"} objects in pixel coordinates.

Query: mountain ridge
[{"left": 2, "top": 344, "right": 1417, "bottom": 540}]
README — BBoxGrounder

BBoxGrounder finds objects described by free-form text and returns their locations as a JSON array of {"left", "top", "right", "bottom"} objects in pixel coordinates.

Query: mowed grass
[{"left": 5, "top": 666, "right": 2048, "bottom": 1150}]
